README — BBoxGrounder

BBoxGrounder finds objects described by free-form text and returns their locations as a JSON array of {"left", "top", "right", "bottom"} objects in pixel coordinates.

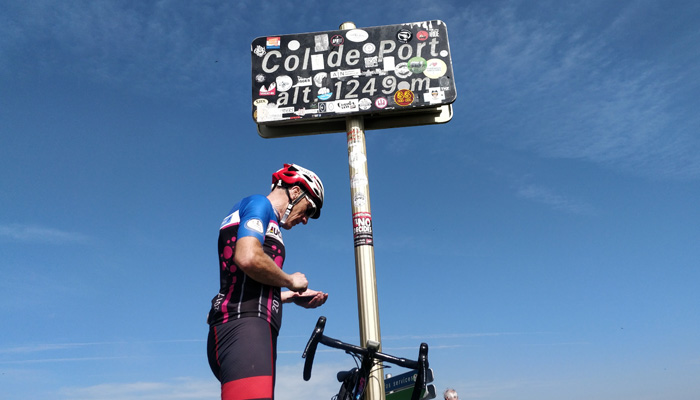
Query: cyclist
[
  {"left": 207, "top": 163, "right": 329, "bottom": 400},
  {"left": 443, "top": 389, "right": 459, "bottom": 400}
]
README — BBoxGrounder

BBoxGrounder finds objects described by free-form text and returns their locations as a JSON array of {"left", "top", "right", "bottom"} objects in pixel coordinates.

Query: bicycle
[{"left": 302, "top": 316, "right": 431, "bottom": 400}]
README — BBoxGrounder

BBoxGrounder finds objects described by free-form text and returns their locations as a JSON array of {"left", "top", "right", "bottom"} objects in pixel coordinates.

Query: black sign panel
[{"left": 251, "top": 20, "right": 456, "bottom": 127}]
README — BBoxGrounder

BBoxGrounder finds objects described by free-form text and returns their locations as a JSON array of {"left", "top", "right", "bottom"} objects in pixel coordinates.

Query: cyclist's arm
[
  {"left": 281, "top": 289, "right": 329, "bottom": 307},
  {"left": 234, "top": 236, "right": 308, "bottom": 292},
  {"left": 281, "top": 290, "right": 296, "bottom": 303}
]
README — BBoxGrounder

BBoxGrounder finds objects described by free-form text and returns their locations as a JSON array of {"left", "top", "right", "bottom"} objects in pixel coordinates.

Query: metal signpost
[{"left": 251, "top": 20, "right": 456, "bottom": 400}]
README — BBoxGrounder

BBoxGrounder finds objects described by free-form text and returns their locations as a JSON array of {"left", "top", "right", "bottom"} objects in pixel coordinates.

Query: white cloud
[
  {"left": 276, "top": 362, "right": 345, "bottom": 400},
  {"left": 0, "top": 2, "right": 246, "bottom": 103},
  {"left": 0, "top": 223, "right": 90, "bottom": 243},
  {"left": 516, "top": 184, "right": 596, "bottom": 215},
  {"left": 0, "top": 339, "right": 204, "bottom": 356},
  {"left": 448, "top": 3, "right": 700, "bottom": 180},
  {"left": 2, "top": 356, "right": 131, "bottom": 365},
  {"left": 452, "top": 377, "right": 562, "bottom": 400},
  {"left": 54, "top": 363, "right": 344, "bottom": 400},
  {"left": 383, "top": 332, "right": 531, "bottom": 341},
  {"left": 59, "top": 378, "right": 218, "bottom": 400}
]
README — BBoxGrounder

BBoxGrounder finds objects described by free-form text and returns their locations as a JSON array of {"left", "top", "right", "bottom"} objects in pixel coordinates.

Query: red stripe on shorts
[{"left": 222, "top": 375, "right": 273, "bottom": 400}]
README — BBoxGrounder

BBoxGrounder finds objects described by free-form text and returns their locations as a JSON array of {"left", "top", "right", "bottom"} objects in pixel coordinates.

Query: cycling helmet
[{"left": 271, "top": 163, "right": 324, "bottom": 219}]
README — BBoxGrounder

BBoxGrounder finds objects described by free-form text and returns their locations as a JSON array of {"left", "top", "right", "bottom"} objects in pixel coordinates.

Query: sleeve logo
[{"left": 245, "top": 218, "right": 265, "bottom": 234}]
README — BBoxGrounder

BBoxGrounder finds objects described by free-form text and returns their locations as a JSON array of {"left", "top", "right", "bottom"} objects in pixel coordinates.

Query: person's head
[
  {"left": 270, "top": 163, "right": 324, "bottom": 229},
  {"left": 443, "top": 389, "right": 458, "bottom": 400}
]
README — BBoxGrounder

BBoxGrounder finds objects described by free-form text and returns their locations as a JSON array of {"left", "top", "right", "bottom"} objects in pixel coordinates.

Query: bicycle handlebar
[
  {"left": 302, "top": 316, "right": 327, "bottom": 381},
  {"left": 302, "top": 316, "right": 430, "bottom": 400},
  {"left": 413, "top": 342, "right": 429, "bottom": 400}
]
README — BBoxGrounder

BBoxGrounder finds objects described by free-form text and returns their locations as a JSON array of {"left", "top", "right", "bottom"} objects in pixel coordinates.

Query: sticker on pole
[{"left": 353, "top": 212, "right": 374, "bottom": 247}]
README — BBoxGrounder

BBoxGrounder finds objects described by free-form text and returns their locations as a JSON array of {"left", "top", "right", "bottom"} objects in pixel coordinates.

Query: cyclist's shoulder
[
  {"left": 242, "top": 193, "right": 271, "bottom": 204},
  {"left": 237, "top": 195, "right": 280, "bottom": 229},
  {"left": 221, "top": 195, "right": 272, "bottom": 226},
  {"left": 240, "top": 194, "right": 274, "bottom": 215}
]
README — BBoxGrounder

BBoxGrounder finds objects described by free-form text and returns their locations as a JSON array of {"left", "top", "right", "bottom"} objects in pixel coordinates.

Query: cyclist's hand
[
  {"left": 293, "top": 289, "right": 328, "bottom": 308},
  {"left": 288, "top": 272, "right": 309, "bottom": 293}
]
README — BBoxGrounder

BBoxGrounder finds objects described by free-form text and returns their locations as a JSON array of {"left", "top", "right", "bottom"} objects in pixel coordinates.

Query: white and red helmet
[{"left": 272, "top": 163, "right": 324, "bottom": 219}]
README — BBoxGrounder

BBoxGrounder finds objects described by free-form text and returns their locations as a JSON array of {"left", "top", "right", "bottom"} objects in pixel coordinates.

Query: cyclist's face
[{"left": 282, "top": 193, "right": 315, "bottom": 230}]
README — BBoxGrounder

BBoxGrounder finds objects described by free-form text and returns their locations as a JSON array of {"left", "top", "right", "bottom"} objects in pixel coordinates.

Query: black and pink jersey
[{"left": 208, "top": 195, "right": 285, "bottom": 332}]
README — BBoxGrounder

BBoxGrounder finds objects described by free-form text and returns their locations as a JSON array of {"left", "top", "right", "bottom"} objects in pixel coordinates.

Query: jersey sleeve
[{"left": 237, "top": 195, "right": 274, "bottom": 244}]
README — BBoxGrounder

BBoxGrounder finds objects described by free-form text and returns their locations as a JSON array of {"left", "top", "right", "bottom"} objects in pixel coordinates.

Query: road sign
[
  {"left": 251, "top": 20, "right": 456, "bottom": 137},
  {"left": 385, "top": 369, "right": 436, "bottom": 400},
  {"left": 384, "top": 368, "right": 435, "bottom": 393},
  {"left": 386, "top": 384, "right": 436, "bottom": 400}
]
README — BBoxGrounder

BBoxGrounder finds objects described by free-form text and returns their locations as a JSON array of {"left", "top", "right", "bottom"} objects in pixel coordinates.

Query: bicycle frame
[{"left": 303, "top": 316, "right": 429, "bottom": 400}]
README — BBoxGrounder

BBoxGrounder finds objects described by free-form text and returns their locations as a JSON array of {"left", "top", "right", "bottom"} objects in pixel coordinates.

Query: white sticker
[
  {"left": 319, "top": 101, "right": 334, "bottom": 112},
  {"left": 330, "top": 69, "right": 362, "bottom": 79},
  {"left": 313, "top": 72, "right": 328, "bottom": 87},
  {"left": 363, "top": 43, "right": 376, "bottom": 54},
  {"left": 351, "top": 173, "right": 368, "bottom": 188},
  {"left": 253, "top": 45, "right": 266, "bottom": 57},
  {"left": 359, "top": 98, "right": 372, "bottom": 110},
  {"left": 424, "top": 59, "right": 447, "bottom": 79},
  {"left": 335, "top": 99, "right": 359, "bottom": 113},
  {"left": 424, "top": 87, "right": 446, "bottom": 104},
  {"left": 311, "top": 54, "right": 325, "bottom": 70},
  {"left": 348, "top": 142, "right": 363, "bottom": 153},
  {"left": 353, "top": 192, "right": 367, "bottom": 208},
  {"left": 245, "top": 218, "right": 264, "bottom": 234},
  {"left": 395, "top": 62, "right": 411, "bottom": 78},
  {"left": 288, "top": 40, "right": 300, "bottom": 51},
  {"left": 256, "top": 108, "right": 269, "bottom": 122},
  {"left": 349, "top": 151, "right": 367, "bottom": 167},
  {"left": 257, "top": 104, "right": 293, "bottom": 122},
  {"left": 276, "top": 75, "right": 293, "bottom": 92},
  {"left": 314, "top": 35, "right": 329, "bottom": 52},
  {"left": 295, "top": 76, "right": 312, "bottom": 87},
  {"left": 383, "top": 56, "right": 396, "bottom": 71},
  {"left": 346, "top": 29, "right": 369, "bottom": 42}
]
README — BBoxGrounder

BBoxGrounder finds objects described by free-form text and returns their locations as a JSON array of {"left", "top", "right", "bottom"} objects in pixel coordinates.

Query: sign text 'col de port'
[{"left": 251, "top": 20, "right": 456, "bottom": 134}]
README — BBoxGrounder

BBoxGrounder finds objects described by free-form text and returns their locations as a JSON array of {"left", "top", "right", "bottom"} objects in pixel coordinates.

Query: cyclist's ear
[{"left": 288, "top": 185, "right": 303, "bottom": 199}]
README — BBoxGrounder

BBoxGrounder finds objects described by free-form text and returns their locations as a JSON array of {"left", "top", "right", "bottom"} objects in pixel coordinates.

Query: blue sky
[{"left": 1, "top": 1, "right": 699, "bottom": 399}]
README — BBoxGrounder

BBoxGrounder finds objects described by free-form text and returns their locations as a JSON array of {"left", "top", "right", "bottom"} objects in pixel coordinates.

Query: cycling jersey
[{"left": 207, "top": 194, "right": 285, "bottom": 332}]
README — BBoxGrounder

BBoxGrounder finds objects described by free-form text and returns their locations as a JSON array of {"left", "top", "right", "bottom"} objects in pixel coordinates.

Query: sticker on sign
[{"left": 346, "top": 29, "right": 369, "bottom": 42}]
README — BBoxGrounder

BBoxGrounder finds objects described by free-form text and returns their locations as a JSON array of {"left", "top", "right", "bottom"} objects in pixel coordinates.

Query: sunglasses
[{"left": 304, "top": 195, "right": 317, "bottom": 218}]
